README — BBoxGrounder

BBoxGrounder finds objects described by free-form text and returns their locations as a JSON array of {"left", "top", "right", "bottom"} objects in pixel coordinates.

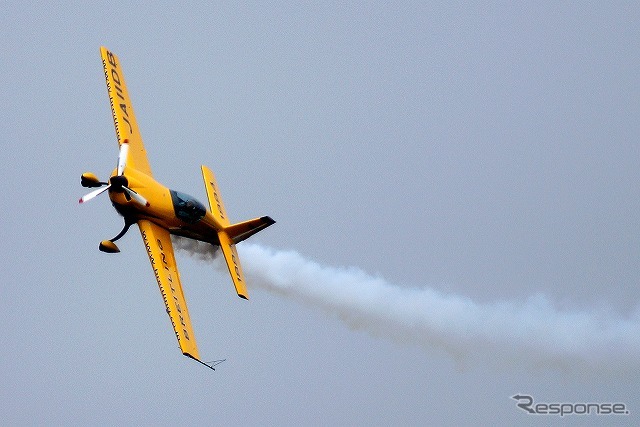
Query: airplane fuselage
[
  {"left": 79, "top": 47, "right": 275, "bottom": 369},
  {"left": 109, "top": 168, "right": 222, "bottom": 245}
]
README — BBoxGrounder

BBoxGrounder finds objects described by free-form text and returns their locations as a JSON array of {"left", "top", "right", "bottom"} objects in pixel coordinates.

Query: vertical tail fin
[
  {"left": 201, "top": 165, "right": 275, "bottom": 299},
  {"left": 224, "top": 216, "right": 276, "bottom": 244}
]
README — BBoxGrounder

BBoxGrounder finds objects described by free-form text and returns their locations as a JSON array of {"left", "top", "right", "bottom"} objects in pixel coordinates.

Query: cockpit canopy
[{"left": 170, "top": 190, "right": 206, "bottom": 223}]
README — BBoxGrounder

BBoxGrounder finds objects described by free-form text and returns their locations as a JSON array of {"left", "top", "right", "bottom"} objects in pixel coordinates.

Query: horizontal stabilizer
[
  {"left": 201, "top": 165, "right": 229, "bottom": 228},
  {"left": 202, "top": 164, "right": 275, "bottom": 299},
  {"left": 218, "top": 231, "right": 248, "bottom": 299}
]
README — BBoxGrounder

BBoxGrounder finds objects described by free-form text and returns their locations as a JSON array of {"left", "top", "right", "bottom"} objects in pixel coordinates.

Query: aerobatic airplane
[{"left": 79, "top": 47, "right": 275, "bottom": 370}]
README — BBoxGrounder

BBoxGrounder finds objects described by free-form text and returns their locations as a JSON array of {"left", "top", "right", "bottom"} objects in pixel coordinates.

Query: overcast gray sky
[{"left": 2, "top": 2, "right": 639, "bottom": 425}]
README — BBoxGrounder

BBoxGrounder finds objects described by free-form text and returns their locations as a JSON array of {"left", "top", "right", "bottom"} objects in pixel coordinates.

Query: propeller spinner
[
  {"left": 78, "top": 141, "right": 149, "bottom": 207},
  {"left": 79, "top": 140, "right": 149, "bottom": 253}
]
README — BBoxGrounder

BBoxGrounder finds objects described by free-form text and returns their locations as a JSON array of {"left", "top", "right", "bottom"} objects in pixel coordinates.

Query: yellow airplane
[{"left": 79, "top": 47, "right": 275, "bottom": 370}]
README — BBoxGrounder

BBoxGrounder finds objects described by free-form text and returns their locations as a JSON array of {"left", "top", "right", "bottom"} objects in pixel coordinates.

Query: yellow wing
[
  {"left": 138, "top": 219, "right": 200, "bottom": 360},
  {"left": 100, "top": 46, "right": 153, "bottom": 176}
]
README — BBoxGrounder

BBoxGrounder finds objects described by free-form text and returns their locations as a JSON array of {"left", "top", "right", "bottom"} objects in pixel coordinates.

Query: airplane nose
[{"left": 109, "top": 175, "right": 128, "bottom": 191}]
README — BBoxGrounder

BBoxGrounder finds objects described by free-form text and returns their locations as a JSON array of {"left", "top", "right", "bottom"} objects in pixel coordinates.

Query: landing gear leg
[{"left": 99, "top": 218, "right": 135, "bottom": 253}]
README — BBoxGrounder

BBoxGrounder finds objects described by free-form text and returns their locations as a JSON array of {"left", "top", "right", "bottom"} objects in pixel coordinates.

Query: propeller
[
  {"left": 122, "top": 187, "right": 149, "bottom": 207},
  {"left": 79, "top": 185, "right": 110, "bottom": 203},
  {"left": 79, "top": 140, "right": 149, "bottom": 207},
  {"left": 117, "top": 141, "right": 129, "bottom": 176}
]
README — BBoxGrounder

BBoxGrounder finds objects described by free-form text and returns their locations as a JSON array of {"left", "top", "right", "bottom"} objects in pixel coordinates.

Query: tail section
[
  {"left": 218, "top": 230, "right": 249, "bottom": 299},
  {"left": 201, "top": 165, "right": 230, "bottom": 228},
  {"left": 225, "top": 216, "right": 276, "bottom": 244},
  {"left": 201, "top": 165, "right": 275, "bottom": 299}
]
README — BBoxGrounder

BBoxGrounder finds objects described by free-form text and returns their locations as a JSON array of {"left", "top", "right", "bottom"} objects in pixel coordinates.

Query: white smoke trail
[
  {"left": 177, "top": 240, "right": 640, "bottom": 373},
  {"left": 172, "top": 235, "right": 219, "bottom": 261}
]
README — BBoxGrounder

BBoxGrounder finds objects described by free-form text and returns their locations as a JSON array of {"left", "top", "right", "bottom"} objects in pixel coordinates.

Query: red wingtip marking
[{"left": 79, "top": 198, "right": 84, "bottom": 204}]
